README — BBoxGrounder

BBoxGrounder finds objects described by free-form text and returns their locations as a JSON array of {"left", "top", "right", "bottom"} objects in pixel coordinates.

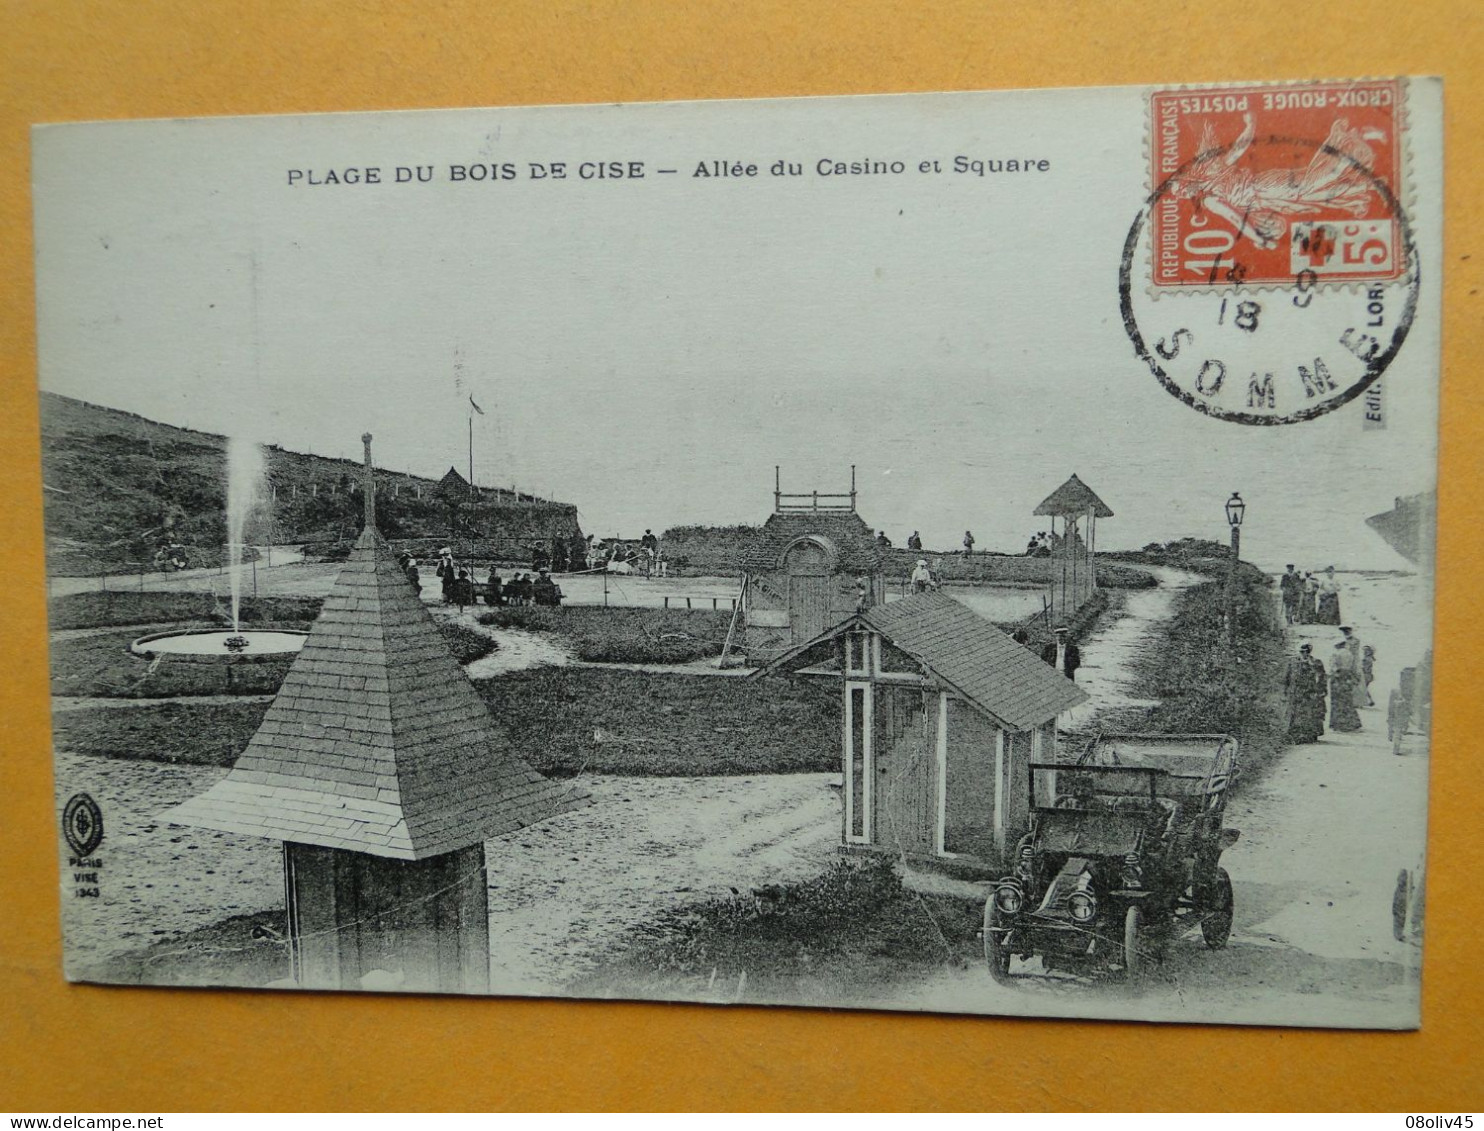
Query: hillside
[{"left": 40, "top": 393, "right": 581, "bottom": 575}]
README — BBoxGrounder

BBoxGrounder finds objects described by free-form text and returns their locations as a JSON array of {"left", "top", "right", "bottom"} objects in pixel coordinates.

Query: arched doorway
[{"left": 780, "top": 536, "right": 835, "bottom": 644}]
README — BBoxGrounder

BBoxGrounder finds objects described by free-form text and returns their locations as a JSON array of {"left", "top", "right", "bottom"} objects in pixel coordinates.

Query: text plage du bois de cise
[{"left": 285, "top": 154, "right": 1053, "bottom": 187}]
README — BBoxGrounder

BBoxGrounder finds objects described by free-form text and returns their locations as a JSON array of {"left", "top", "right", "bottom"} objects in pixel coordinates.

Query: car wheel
[
  {"left": 1121, "top": 905, "right": 1143, "bottom": 980},
  {"left": 982, "top": 898, "right": 1013, "bottom": 986},
  {"left": 1201, "top": 867, "right": 1234, "bottom": 949}
]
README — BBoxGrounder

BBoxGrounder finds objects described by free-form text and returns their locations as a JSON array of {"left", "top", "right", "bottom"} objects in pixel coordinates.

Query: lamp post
[{"left": 1225, "top": 492, "right": 1246, "bottom": 647}]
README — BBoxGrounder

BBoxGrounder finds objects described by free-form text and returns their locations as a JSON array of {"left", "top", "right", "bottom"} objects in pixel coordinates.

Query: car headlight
[
  {"left": 1067, "top": 890, "right": 1096, "bottom": 922},
  {"left": 993, "top": 884, "right": 1023, "bottom": 915},
  {"left": 1016, "top": 843, "right": 1034, "bottom": 880},
  {"left": 1121, "top": 852, "right": 1143, "bottom": 889}
]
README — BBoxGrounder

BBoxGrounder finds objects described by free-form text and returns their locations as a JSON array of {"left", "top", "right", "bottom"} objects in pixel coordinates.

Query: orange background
[{"left": 2, "top": 1, "right": 1481, "bottom": 1112}]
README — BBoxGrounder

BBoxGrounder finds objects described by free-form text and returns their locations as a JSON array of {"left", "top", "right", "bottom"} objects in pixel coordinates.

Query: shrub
[
  {"left": 577, "top": 857, "right": 982, "bottom": 998},
  {"left": 477, "top": 606, "right": 729, "bottom": 665}
]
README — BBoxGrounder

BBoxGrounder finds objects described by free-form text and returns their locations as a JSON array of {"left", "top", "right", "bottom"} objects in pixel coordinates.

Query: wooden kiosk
[
  {"left": 1034, "top": 473, "right": 1114, "bottom": 626},
  {"left": 167, "top": 435, "right": 588, "bottom": 993},
  {"left": 754, "top": 593, "right": 1086, "bottom": 874}
]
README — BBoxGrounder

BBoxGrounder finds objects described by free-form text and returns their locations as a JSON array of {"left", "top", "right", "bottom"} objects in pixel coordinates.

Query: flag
[{"left": 469, "top": 395, "right": 485, "bottom": 415}]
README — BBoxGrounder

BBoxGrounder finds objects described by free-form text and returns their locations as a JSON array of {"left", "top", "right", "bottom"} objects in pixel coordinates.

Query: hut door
[
  {"left": 871, "top": 685, "right": 932, "bottom": 854},
  {"left": 789, "top": 575, "right": 830, "bottom": 642}
]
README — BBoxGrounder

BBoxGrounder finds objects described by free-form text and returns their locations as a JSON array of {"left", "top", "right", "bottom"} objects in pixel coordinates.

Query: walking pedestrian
[
  {"left": 1362, "top": 644, "right": 1377, "bottom": 707},
  {"left": 1280, "top": 564, "right": 1302, "bottom": 625},
  {"left": 1040, "top": 626, "right": 1081, "bottom": 681},
  {"left": 1285, "top": 643, "right": 1327, "bottom": 743},
  {"left": 1328, "top": 640, "right": 1363, "bottom": 732},
  {"left": 963, "top": 530, "right": 976, "bottom": 557},
  {"left": 1340, "top": 627, "right": 1368, "bottom": 708}
]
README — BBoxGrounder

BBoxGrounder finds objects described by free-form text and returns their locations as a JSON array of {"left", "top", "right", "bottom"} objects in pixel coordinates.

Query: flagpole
[{"left": 468, "top": 412, "right": 473, "bottom": 491}]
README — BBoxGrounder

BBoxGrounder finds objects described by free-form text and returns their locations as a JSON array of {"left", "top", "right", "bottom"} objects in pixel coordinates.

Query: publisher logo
[{"left": 62, "top": 792, "right": 104, "bottom": 858}]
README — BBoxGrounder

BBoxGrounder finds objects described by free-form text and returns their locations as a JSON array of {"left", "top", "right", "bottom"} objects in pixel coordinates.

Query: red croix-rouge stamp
[
  {"left": 1149, "top": 80, "right": 1405, "bottom": 290},
  {"left": 1122, "top": 78, "right": 1420, "bottom": 427}
]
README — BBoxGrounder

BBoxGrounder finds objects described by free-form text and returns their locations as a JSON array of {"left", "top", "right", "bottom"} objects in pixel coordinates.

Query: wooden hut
[
  {"left": 166, "top": 436, "right": 588, "bottom": 994},
  {"left": 741, "top": 467, "right": 884, "bottom": 664},
  {"left": 754, "top": 592, "right": 1086, "bottom": 874},
  {"left": 1034, "top": 473, "right": 1114, "bottom": 626}
]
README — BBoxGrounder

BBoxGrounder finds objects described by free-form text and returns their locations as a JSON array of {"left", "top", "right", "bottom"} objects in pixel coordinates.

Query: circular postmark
[
  {"left": 62, "top": 791, "right": 104, "bottom": 858},
  {"left": 1121, "top": 134, "right": 1420, "bottom": 426}
]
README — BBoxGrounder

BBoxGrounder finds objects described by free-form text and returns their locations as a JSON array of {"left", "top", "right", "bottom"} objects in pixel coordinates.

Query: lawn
[
  {"left": 53, "top": 700, "right": 271, "bottom": 765},
  {"left": 48, "top": 591, "right": 325, "bottom": 631},
  {"left": 574, "top": 856, "right": 981, "bottom": 1003},
  {"left": 50, "top": 619, "right": 495, "bottom": 699},
  {"left": 54, "top": 665, "right": 838, "bottom": 777},
  {"left": 477, "top": 606, "right": 731, "bottom": 664},
  {"left": 474, "top": 667, "right": 836, "bottom": 776}
]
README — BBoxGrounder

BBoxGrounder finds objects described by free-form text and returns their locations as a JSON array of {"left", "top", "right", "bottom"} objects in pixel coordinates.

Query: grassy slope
[{"left": 40, "top": 392, "right": 575, "bottom": 572}]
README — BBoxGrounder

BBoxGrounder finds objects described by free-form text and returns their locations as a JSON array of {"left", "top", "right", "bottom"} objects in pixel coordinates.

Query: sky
[{"left": 32, "top": 86, "right": 1442, "bottom": 573}]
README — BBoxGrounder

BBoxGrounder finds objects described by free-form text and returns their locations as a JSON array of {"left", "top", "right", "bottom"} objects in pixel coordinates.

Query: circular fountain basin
[{"left": 130, "top": 629, "right": 309, "bottom": 664}]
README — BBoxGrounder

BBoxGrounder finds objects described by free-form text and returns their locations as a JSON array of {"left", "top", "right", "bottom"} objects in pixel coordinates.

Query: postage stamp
[
  {"left": 1124, "top": 79, "right": 1420, "bottom": 425},
  {"left": 1149, "top": 79, "right": 1405, "bottom": 290}
]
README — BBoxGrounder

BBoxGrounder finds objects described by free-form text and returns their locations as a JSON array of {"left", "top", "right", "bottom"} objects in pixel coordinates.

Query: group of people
[
  {"left": 1280, "top": 564, "right": 1345, "bottom": 626},
  {"left": 884, "top": 531, "right": 979, "bottom": 552},
  {"left": 584, "top": 530, "right": 667, "bottom": 577},
  {"left": 1286, "top": 624, "right": 1377, "bottom": 742},
  {"left": 486, "top": 568, "right": 564, "bottom": 608},
  {"left": 398, "top": 548, "right": 564, "bottom": 609},
  {"left": 1023, "top": 531, "right": 1054, "bottom": 557}
]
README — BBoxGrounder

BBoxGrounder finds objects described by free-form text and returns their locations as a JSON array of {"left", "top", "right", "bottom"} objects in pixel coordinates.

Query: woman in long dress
[
  {"left": 1316, "top": 566, "right": 1343, "bottom": 625},
  {"left": 1329, "top": 641, "right": 1363, "bottom": 732},
  {"left": 1285, "top": 644, "right": 1327, "bottom": 743}
]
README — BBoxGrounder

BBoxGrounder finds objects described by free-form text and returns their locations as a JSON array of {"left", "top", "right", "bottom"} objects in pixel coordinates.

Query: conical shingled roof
[
  {"left": 166, "top": 527, "right": 588, "bottom": 859},
  {"left": 1033, "top": 473, "right": 1114, "bottom": 518}
]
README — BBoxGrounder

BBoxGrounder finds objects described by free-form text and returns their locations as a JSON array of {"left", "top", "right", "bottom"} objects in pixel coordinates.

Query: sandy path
[
  {"left": 1060, "top": 565, "right": 1203, "bottom": 732},
  {"left": 485, "top": 774, "right": 840, "bottom": 993}
]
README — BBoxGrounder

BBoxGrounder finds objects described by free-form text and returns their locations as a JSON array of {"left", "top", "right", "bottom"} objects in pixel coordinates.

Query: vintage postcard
[{"left": 33, "top": 77, "right": 1441, "bottom": 1028}]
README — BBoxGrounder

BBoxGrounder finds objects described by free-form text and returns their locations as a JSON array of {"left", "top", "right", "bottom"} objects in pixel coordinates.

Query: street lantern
[
  {"left": 1226, "top": 493, "right": 1244, "bottom": 647},
  {"left": 1226, "top": 492, "right": 1246, "bottom": 528}
]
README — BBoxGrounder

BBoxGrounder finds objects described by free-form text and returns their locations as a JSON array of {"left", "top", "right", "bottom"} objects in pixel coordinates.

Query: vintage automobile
[{"left": 982, "top": 733, "right": 1240, "bottom": 983}]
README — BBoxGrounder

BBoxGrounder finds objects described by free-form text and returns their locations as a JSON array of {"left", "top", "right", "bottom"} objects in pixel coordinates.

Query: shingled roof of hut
[
  {"left": 1033, "top": 473, "right": 1114, "bottom": 518},
  {"left": 755, "top": 592, "right": 1087, "bottom": 731},
  {"left": 166, "top": 525, "right": 589, "bottom": 859}
]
